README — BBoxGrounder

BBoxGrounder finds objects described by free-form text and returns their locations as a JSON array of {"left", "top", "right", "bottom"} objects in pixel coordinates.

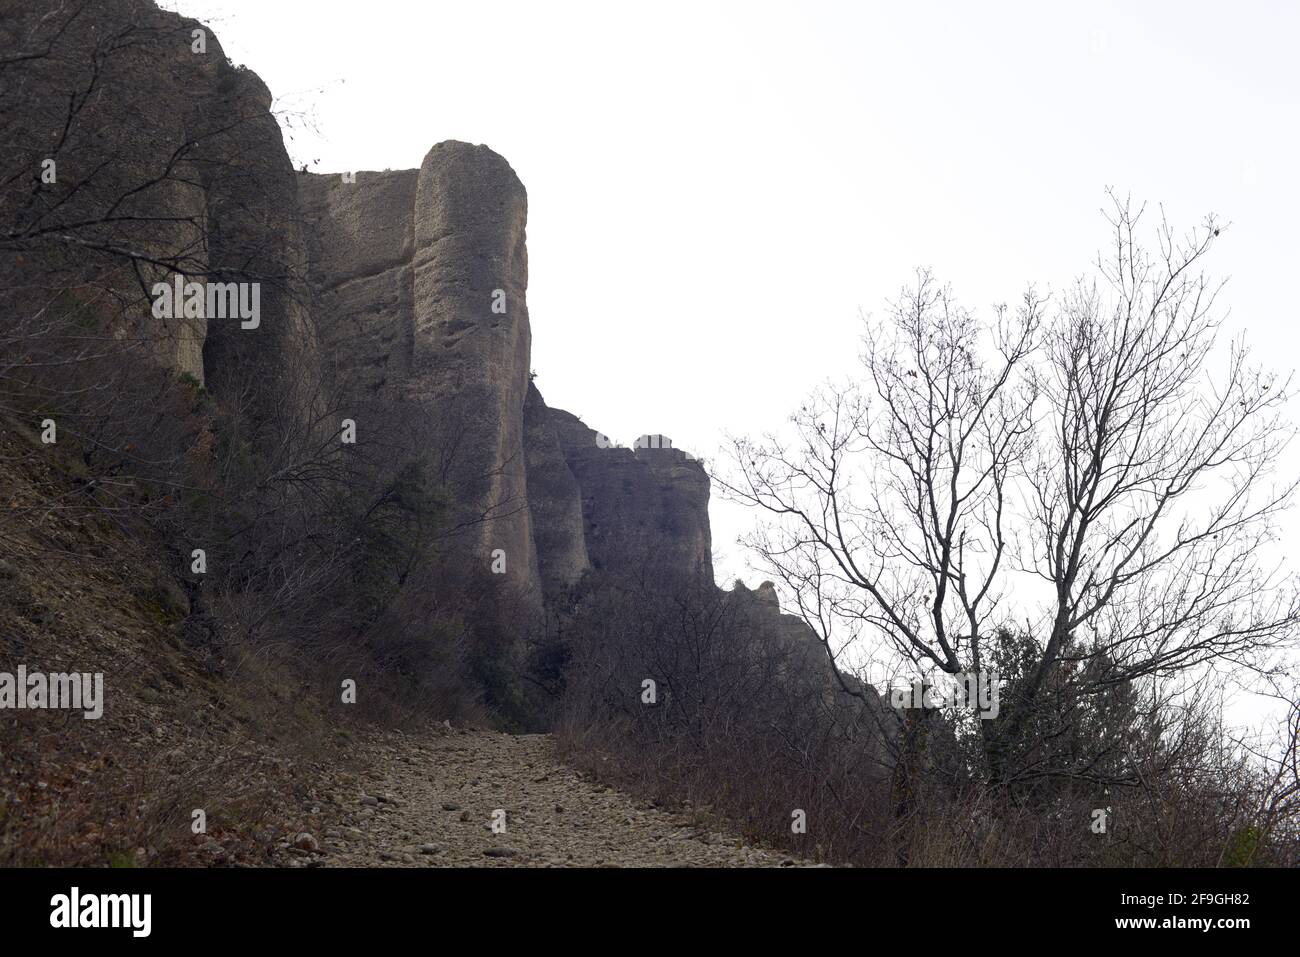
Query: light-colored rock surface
[
  {"left": 411, "top": 141, "right": 538, "bottom": 597},
  {"left": 299, "top": 169, "right": 419, "bottom": 399},
  {"left": 300, "top": 143, "right": 545, "bottom": 605},
  {"left": 321, "top": 729, "right": 814, "bottom": 868}
]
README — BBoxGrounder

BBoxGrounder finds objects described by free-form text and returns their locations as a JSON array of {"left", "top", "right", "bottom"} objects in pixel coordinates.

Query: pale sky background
[{"left": 163, "top": 0, "right": 1299, "bottom": 724}]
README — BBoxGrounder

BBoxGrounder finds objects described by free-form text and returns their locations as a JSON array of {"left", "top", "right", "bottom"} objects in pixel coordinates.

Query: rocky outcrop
[
  {"left": 298, "top": 169, "right": 419, "bottom": 400},
  {"left": 198, "top": 63, "right": 322, "bottom": 425},
  {"left": 726, "top": 580, "right": 834, "bottom": 681},
  {"left": 0, "top": 0, "right": 322, "bottom": 430},
  {"left": 300, "top": 144, "right": 543, "bottom": 602},
  {"left": 299, "top": 146, "right": 714, "bottom": 603},
  {"left": 409, "top": 142, "right": 536, "bottom": 592},
  {"left": 522, "top": 383, "right": 590, "bottom": 595},
  {"left": 725, "top": 580, "right": 898, "bottom": 732},
  {"left": 3, "top": 0, "right": 857, "bottom": 709},
  {"left": 547, "top": 409, "right": 713, "bottom": 586},
  {"left": 0, "top": 3, "right": 907, "bottom": 822}
]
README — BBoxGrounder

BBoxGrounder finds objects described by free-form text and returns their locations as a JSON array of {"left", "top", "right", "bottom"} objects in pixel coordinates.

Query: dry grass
[{"left": 0, "top": 413, "right": 444, "bottom": 866}]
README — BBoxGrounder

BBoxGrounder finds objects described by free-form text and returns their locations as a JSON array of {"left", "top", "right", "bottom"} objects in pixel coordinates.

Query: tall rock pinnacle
[{"left": 410, "top": 142, "right": 538, "bottom": 592}]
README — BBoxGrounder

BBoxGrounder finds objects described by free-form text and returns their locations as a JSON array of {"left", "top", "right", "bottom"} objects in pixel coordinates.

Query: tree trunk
[{"left": 890, "top": 705, "right": 932, "bottom": 866}]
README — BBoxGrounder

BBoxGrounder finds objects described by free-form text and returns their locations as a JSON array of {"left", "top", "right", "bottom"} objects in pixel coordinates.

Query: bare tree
[{"left": 723, "top": 194, "right": 1300, "bottom": 794}]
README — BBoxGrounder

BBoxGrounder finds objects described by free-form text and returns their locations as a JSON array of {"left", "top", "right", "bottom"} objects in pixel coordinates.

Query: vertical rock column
[
  {"left": 523, "top": 382, "right": 591, "bottom": 595},
  {"left": 410, "top": 141, "right": 539, "bottom": 599}
]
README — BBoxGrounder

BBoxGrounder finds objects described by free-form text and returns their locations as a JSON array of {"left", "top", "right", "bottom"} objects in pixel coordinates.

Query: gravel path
[{"left": 318, "top": 728, "right": 812, "bottom": 867}]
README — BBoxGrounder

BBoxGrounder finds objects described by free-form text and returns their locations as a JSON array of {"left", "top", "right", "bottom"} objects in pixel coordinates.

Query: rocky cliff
[
  {"left": 546, "top": 409, "right": 713, "bottom": 586},
  {"left": 298, "top": 148, "right": 545, "bottom": 603},
  {"left": 298, "top": 146, "right": 716, "bottom": 604},
  {"left": 522, "top": 383, "right": 590, "bottom": 596},
  {"left": 3, "top": 0, "right": 834, "bottom": 688},
  {"left": 1, "top": 0, "right": 322, "bottom": 430}
]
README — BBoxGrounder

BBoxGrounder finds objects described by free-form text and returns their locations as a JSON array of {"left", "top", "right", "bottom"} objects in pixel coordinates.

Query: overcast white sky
[{"left": 163, "top": 0, "right": 1299, "bottom": 720}]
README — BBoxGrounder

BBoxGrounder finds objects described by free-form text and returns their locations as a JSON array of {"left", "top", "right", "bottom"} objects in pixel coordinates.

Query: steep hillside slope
[{"left": 0, "top": 414, "right": 345, "bottom": 866}]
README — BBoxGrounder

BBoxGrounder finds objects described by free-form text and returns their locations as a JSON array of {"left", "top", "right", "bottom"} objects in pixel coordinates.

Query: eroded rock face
[
  {"left": 301, "top": 144, "right": 542, "bottom": 603},
  {"left": 5, "top": 0, "right": 781, "bottom": 678},
  {"left": 410, "top": 142, "right": 536, "bottom": 593},
  {"left": 4, "top": 0, "right": 786, "bottom": 625},
  {"left": 725, "top": 580, "right": 899, "bottom": 735},
  {"left": 298, "top": 170, "right": 419, "bottom": 401},
  {"left": 548, "top": 408, "right": 713, "bottom": 587},
  {"left": 301, "top": 143, "right": 716, "bottom": 605},
  {"left": 523, "top": 383, "right": 590, "bottom": 595},
  {"left": 5, "top": 0, "right": 883, "bottom": 726},
  {"left": 197, "top": 63, "right": 322, "bottom": 426},
  {"left": 1, "top": 0, "right": 204, "bottom": 380},
  {"left": 0, "top": 0, "right": 321, "bottom": 427},
  {"left": 299, "top": 136, "right": 717, "bottom": 605},
  {"left": 299, "top": 137, "right": 716, "bottom": 603},
  {"left": 727, "top": 580, "right": 831, "bottom": 680}
]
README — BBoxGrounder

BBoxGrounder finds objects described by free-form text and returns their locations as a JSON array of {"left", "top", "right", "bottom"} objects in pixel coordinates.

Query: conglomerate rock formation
[
  {"left": 547, "top": 408, "right": 713, "bottom": 586},
  {"left": 298, "top": 139, "right": 717, "bottom": 606},
  {"left": 0, "top": 0, "right": 322, "bottom": 428},
  {"left": 2, "top": 0, "right": 844, "bottom": 692}
]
